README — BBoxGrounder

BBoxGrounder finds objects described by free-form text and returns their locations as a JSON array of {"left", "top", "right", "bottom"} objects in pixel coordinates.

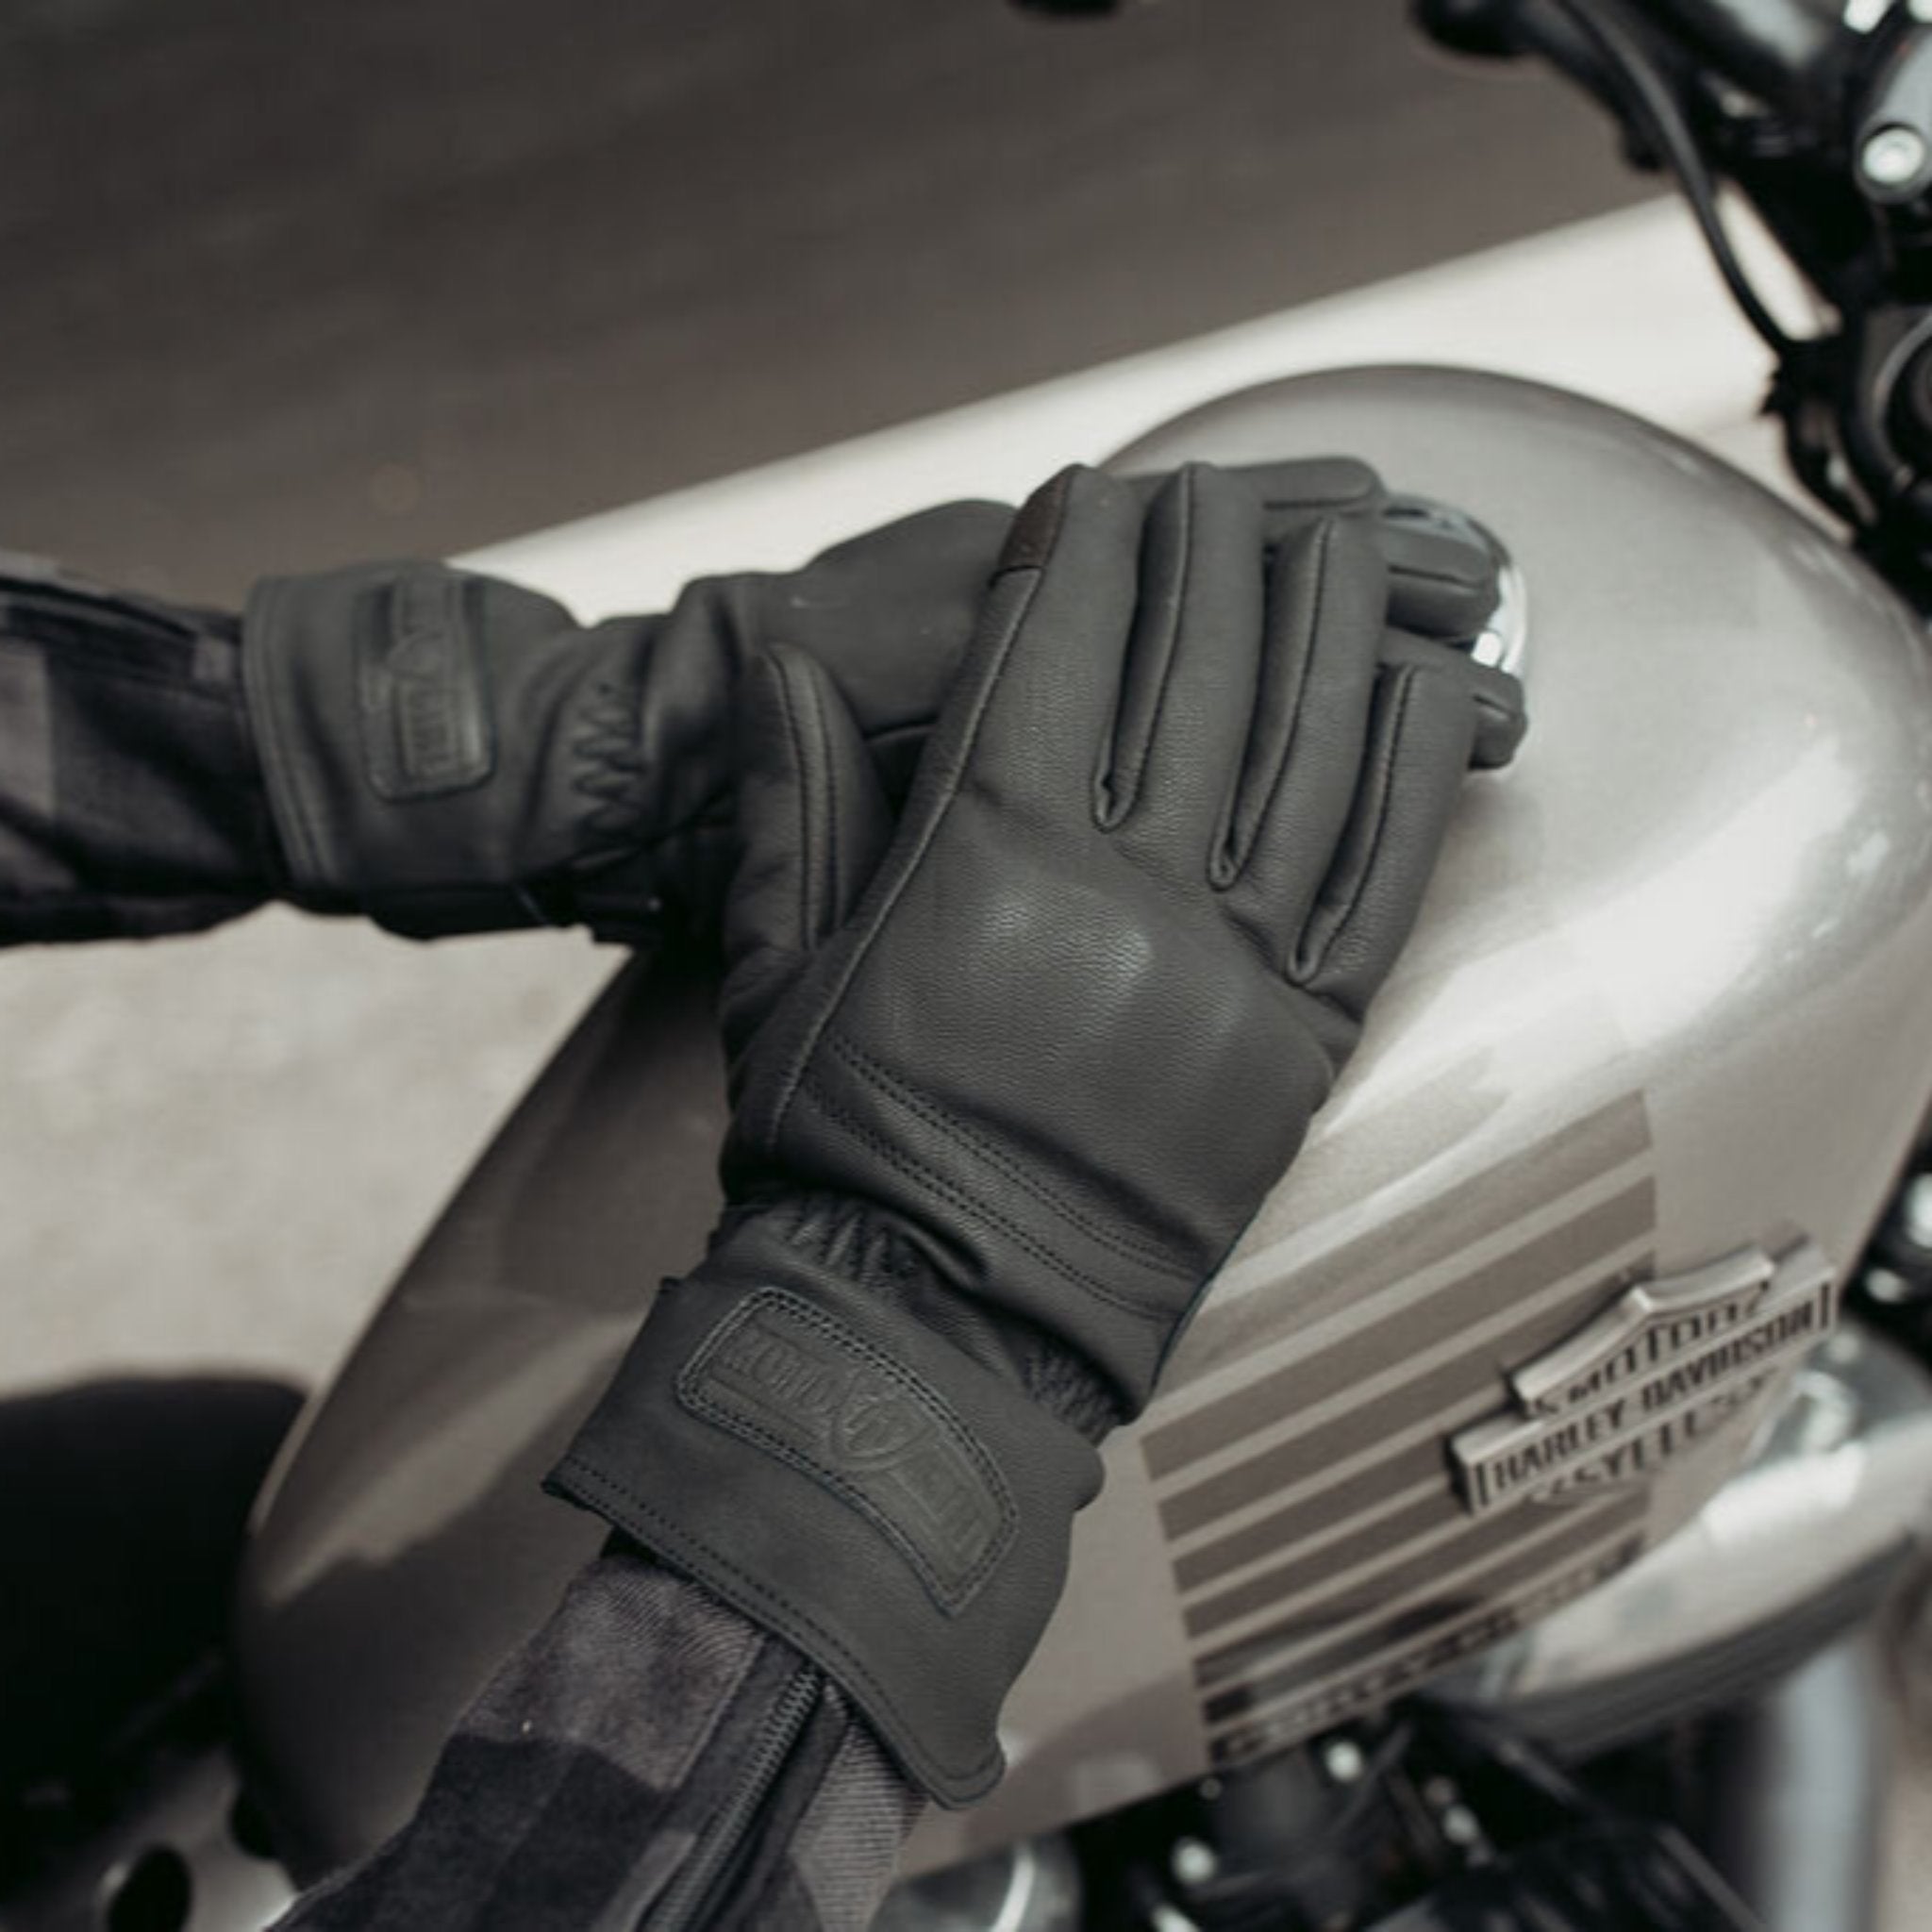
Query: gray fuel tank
[{"left": 232, "top": 368, "right": 1932, "bottom": 1880}]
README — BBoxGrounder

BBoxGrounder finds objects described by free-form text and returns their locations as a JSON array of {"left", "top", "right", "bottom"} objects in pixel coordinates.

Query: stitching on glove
[
  {"left": 766, "top": 563, "right": 1048, "bottom": 1150},
  {"left": 356, "top": 573, "right": 496, "bottom": 802},
  {"left": 1294, "top": 660, "right": 1417, "bottom": 986},
  {"left": 675, "top": 1289, "right": 1017, "bottom": 1614},
  {"left": 550, "top": 1453, "right": 1006, "bottom": 1799},
  {"left": 768, "top": 654, "right": 819, "bottom": 950},
  {"left": 1096, "top": 466, "right": 1191, "bottom": 830},
  {"left": 826, "top": 1032, "right": 1184, "bottom": 1275},
  {"left": 569, "top": 681, "right": 654, "bottom": 847},
  {"left": 1212, "top": 514, "right": 1337, "bottom": 895},
  {"left": 797, "top": 1073, "right": 1178, "bottom": 1324},
  {"left": 806, "top": 656, "right": 849, "bottom": 941}
]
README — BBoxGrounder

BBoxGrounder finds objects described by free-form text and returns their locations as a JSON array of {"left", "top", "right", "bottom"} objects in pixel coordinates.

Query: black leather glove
[
  {"left": 242, "top": 502, "right": 1008, "bottom": 944},
  {"left": 242, "top": 464, "right": 1497, "bottom": 946},
  {"left": 547, "top": 460, "right": 1525, "bottom": 1804}
]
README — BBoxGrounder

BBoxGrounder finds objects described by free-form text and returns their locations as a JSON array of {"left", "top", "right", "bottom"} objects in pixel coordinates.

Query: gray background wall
[{"left": 0, "top": 0, "right": 1641, "bottom": 599}]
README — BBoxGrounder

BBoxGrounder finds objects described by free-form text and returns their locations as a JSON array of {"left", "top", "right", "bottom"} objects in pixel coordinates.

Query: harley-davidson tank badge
[{"left": 1451, "top": 1240, "right": 1836, "bottom": 1520}]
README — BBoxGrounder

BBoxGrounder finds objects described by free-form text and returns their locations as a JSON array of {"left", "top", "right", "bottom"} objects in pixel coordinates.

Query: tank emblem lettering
[{"left": 1450, "top": 1239, "right": 1836, "bottom": 1519}]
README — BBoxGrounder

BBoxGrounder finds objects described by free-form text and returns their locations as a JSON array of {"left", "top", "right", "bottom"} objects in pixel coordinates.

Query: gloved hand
[
  {"left": 0, "top": 473, "right": 1494, "bottom": 951},
  {"left": 547, "top": 460, "right": 1524, "bottom": 1804},
  {"left": 241, "top": 501, "right": 1008, "bottom": 945},
  {"left": 241, "top": 462, "right": 1498, "bottom": 946}
]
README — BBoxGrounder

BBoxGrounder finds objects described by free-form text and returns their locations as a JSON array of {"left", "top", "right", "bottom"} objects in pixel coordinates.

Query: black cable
[{"left": 1541, "top": 0, "right": 1801, "bottom": 358}]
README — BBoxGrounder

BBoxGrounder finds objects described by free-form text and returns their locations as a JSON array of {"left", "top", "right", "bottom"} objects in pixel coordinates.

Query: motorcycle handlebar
[
  {"left": 1626, "top": 0, "right": 1842, "bottom": 104},
  {"left": 1418, "top": 0, "right": 1848, "bottom": 114}
]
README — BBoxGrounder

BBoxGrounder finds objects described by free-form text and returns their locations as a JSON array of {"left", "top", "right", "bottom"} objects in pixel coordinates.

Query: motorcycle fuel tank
[{"left": 233, "top": 367, "right": 1932, "bottom": 1879}]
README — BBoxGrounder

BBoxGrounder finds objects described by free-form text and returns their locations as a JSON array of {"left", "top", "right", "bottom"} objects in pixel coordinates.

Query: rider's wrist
[{"left": 543, "top": 1236, "right": 1103, "bottom": 1806}]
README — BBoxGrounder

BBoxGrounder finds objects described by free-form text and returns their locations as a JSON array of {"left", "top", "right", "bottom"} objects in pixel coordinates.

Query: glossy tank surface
[{"left": 233, "top": 368, "right": 1932, "bottom": 1878}]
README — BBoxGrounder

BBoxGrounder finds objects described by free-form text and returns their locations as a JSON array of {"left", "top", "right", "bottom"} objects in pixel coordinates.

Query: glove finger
[
  {"left": 1212, "top": 514, "right": 1388, "bottom": 951},
  {"left": 1122, "top": 455, "right": 1382, "bottom": 525},
  {"left": 721, "top": 643, "right": 891, "bottom": 1067},
  {"left": 1241, "top": 473, "right": 1499, "bottom": 643},
  {"left": 1288, "top": 647, "right": 1483, "bottom": 1023},
  {"left": 758, "top": 499, "right": 1013, "bottom": 801},
  {"left": 1131, "top": 459, "right": 1497, "bottom": 641},
  {"left": 1377, "top": 628, "right": 1527, "bottom": 769},
  {"left": 933, "top": 465, "right": 1148, "bottom": 823},
  {"left": 1238, "top": 455, "right": 1386, "bottom": 526},
  {"left": 1377, "top": 519, "right": 1501, "bottom": 644},
  {"left": 766, "top": 468, "right": 1488, "bottom": 831},
  {"left": 1100, "top": 464, "right": 1267, "bottom": 862}
]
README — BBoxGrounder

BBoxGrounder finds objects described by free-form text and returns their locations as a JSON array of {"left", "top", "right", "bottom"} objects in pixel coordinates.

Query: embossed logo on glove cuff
[
  {"left": 678, "top": 1290, "right": 1016, "bottom": 1613},
  {"left": 357, "top": 572, "right": 493, "bottom": 800}
]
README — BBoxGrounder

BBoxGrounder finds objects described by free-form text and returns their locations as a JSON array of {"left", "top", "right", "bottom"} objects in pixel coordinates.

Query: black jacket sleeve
[{"left": 0, "top": 559, "right": 280, "bottom": 943}]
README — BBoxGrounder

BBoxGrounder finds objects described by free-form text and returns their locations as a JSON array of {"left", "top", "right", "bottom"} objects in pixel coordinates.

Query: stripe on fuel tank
[
  {"left": 1199, "top": 1496, "right": 1646, "bottom": 1715},
  {"left": 1185, "top": 1478, "right": 1554, "bottom": 1640},
  {"left": 1174, "top": 1448, "right": 1449, "bottom": 1592},
  {"left": 1138, "top": 1092, "right": 1658, "bottom": 1759},
  {"left": 1158, "top": 1230, "right": 1656, "bottom": 1562},
  {"left": 1189, "top": 1485, "right": 1643, "bottom": 1657},
  {"left": 1157, "top": 1198, "right": 1655, "bottom": 1541},
  {"left": 1156, "top": 1092, "right": 1653, "bottom": 1445},
  {"left": 1146, "top": 1093, "right": 1652, "bottom": 1479},
  {"left": 1205, "top": 1524, "right": 1647, "bottom": 1768}
]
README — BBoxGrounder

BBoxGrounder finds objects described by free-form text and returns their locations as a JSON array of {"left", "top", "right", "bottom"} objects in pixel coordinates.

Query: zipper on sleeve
[{"left": 638, "top": 1657, "right": 824, "bottom": 1932}]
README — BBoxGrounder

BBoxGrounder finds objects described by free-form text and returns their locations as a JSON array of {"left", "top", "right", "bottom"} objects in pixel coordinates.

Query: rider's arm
[
  {"left": 0, "top": 508, "right": 1004, "bottom": 949},
  {"left": 0, "top": 469, "right": 1402, "bottom": 951},
  {"left": 275, "top": 1548, "right": 914, "bottom": 1932},
  {"left": 0, "top": 566, "right": 280, "bottom": 943}
]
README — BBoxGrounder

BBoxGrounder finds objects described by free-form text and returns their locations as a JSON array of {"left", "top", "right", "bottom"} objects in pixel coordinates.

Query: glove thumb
[{"left": 720, "top": 642, "right": 892, "bottom": 1081}]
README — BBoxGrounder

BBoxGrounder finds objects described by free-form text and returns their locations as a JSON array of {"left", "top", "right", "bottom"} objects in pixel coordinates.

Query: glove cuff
[
  {"left": 242, "top": 565, "right": 689, "bottom": 943},
  {"left": 543, "top": 1227, "right": 1104, "bottom": 1806}
]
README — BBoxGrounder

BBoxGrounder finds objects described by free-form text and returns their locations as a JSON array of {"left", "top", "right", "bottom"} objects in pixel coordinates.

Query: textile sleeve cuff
[{"left": 543, "top": 1249, "right": 1103, "bottom": 1807}]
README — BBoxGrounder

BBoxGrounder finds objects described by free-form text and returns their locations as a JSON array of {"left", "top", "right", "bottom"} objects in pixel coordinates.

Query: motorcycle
[{"left": 15, "top": 2, "right": 1932, "bottom": 1927}]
